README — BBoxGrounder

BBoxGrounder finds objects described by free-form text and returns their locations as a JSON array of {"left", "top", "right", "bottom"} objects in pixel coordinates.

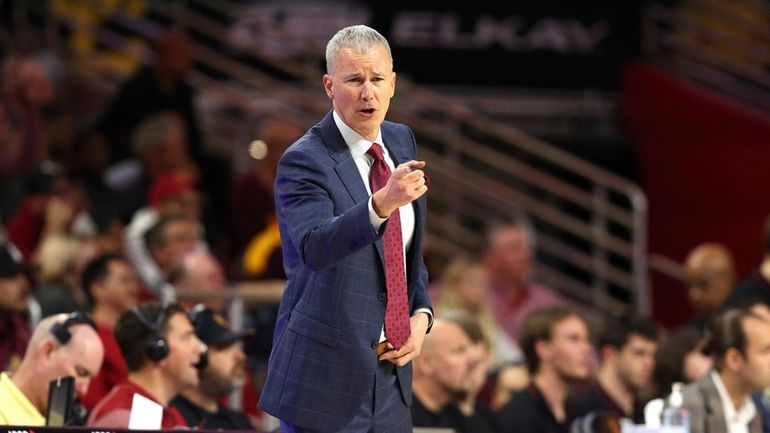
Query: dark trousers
[{"left": 279, "top": 361, "right": 412, "bottom": 433}]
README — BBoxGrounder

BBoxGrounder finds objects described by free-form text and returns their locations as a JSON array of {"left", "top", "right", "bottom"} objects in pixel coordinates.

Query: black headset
[
  {"left": 50, "top": 311, "right": 96, "bottom": 345},
  {"left": 189, "top": 303, "right": 209, "bottom": 370},
  {"left": 131, "top": 305, "right": 170, "bottom": 362}
]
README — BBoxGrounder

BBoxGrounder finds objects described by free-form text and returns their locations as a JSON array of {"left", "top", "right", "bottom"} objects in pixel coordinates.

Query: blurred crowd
[{"left": 3, "top": 25, "right": 770, "bottom": 433}]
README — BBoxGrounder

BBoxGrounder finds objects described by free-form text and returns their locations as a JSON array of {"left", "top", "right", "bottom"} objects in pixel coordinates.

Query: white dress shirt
[
  {"left": 332, "top": 111, "right": 431, "bottom": 341},
  {"left": 711, "top": 371, "right": 757, "bottom": 433}
]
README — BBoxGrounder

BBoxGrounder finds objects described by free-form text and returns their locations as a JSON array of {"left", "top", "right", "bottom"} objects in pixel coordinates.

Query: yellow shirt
[{"left": 0, "top": 372, "right": 45, "bottom": 426}]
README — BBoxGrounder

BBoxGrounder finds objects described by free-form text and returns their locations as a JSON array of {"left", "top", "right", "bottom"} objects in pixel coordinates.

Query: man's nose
[
  {"left": 75, "top": 377, "right": 91, "bottom": 397},
  {"left": 235, "top": 347, "right": 246, "bottom": 362},
  {"left": 361, "top": 81, "right": 374, "bottom": 99}
]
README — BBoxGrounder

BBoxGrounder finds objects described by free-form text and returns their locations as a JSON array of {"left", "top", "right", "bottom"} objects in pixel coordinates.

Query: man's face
[
  {"left": 614, "top": 335, "right": 658, "bottom": 390},
  {"left": 0, "top": 273, "right": 30, "bottom": 312},
  {"left": 323, "top": 45, "right": 395, "bottom": 142},
  {"left": 426, "top": 322, "right": 483, "bottom": 399},
  {"left": 162, "top": 313, "right": 204, "bottom": 391},
  {"left": 180, "top": 254, "right": 227, "bottom": 312},
  {"left": 541, "top": 315, "right": 592, "bottom": 381},
  {"left": 154, "top": 220, "right": 199, "bottom": 273},
  {"left": 189, "top": 255, "right": 227, "bottom": 293},
  {"left": 159, "top": 189, "right": 202, "bottom": 221},
  {"left": 684, "top": 264, "right": 732, "bottom": 315},
  {"left": 201, "top": 343, "right": 246, "bottom": 397},
  {"left": 486, "top": 227, "right": 533, "bottom": 284},
  {"left": 98, "top": 260, "right": 140, "bottom": 313},
  {"left": 737, "top": 316, "right": 770, "bottom": 391},
  {"left": 44, "top": 324, "right": 104, "bottom": 403},
  {"left": 17, "top": 60, "right": 54, "bottom": 107}
]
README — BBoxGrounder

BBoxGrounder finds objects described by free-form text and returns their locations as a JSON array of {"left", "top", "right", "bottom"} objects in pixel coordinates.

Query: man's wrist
[{"left": 412, "top": 307, "right": 433, "bottom": 332}]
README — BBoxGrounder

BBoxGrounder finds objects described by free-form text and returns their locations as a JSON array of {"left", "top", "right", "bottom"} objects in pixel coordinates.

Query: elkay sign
[{"left": 229, "top": 0, "right": 639, "bottom": 89}]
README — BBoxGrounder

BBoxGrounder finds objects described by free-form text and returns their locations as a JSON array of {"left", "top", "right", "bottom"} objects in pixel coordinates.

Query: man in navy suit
[{"left": 258, "top": 25, "right": 433, "bottom": 433}]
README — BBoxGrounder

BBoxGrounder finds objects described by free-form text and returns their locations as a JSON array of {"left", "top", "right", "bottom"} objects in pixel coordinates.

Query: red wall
[{"left": 621, "top": 62, "right": 770, "bottom": 328}]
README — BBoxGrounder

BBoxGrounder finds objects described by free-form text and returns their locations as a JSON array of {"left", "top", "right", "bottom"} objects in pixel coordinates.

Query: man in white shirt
[{"left": 682, "top": 307, "right": 770, "bottom": 433}]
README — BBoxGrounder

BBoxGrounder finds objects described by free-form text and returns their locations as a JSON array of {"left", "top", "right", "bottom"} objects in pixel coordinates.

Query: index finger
[{"left": 404, "top": 160, "right": 426, "bottom": 170}]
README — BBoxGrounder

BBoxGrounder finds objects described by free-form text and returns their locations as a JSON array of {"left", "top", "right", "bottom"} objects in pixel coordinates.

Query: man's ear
[
  {"left": 90, "top": 281, "right": 105, "bottom": 302},
  {"left": 39, "top": 339, "right": 58, "bottom": 361},
  {"left": 323, "top": 75, "right": 333, "bottom": 99},
  {"left": 724, "top": 347, "right": 744, "bottom": 372},
  {"left": 600, "top": 345, "right": 617, "bottom": 363},
  {"left": 535, "top": 339, "right": 551, "bottom": 363}
]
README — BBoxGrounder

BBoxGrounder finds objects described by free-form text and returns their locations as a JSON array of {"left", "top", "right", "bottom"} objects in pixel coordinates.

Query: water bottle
[{"left": 661, "top": 382, "right": 690, "bottom": 432}]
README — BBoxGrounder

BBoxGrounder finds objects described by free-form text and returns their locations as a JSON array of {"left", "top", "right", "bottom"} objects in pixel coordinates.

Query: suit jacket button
[
  {"left": 371, "top": 342, "right": 378, "bottom": 349},
  {"left": 378, "top": 292, "right": 387, "bottom": 301}
]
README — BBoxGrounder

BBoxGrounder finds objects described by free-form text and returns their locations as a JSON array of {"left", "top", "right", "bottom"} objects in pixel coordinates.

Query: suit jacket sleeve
[{"left": 276, "top": 145, "right": 381, "bottom": 272}]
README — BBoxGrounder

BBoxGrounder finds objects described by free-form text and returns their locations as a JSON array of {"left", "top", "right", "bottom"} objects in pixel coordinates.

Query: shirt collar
[
  {"left": 332, "top": 110, "right": 383, "bottom": 160},
  {"left": 711, "top": 370, "right": 757, "bottom": 425}
]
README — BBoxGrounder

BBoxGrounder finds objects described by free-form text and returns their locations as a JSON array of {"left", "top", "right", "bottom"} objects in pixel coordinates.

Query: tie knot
[{"left": 367, "top": 143, "right": 385, "bottom": 162}]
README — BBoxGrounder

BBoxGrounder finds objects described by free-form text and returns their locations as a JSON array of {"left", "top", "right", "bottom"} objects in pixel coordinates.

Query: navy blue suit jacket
[{"left": 258, "top": 111, "right": 431, "bottom": 432}]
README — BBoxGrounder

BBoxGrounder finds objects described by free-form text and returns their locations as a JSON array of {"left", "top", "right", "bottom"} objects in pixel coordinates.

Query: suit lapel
[
  {"left": 703, "top": 375, "right": 728, "bottom": 433},
  {"left": 321, "top": 112, "right": 370, "bottom": 205},
  {"left": 381, "top": 125, "right": 410, "bottom": 167},
  {"left": 322, "top": 112, "right": 386, "bottom": 262}
]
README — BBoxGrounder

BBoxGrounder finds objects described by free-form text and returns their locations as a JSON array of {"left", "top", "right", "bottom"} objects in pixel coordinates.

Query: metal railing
[
  {"left": 44, "top": 0, "right": 649, "bottom": 317},
  {"left": 643, "top": 0, "right": 770, "bottom": 112}
]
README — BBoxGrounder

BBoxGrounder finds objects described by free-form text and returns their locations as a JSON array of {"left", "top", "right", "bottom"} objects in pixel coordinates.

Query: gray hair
[
  {"left": 325, "top": 25, "right": 392, "bottom": 75},
  {"left": 486, "top": 212, "right": 538, "bottom": 252}
]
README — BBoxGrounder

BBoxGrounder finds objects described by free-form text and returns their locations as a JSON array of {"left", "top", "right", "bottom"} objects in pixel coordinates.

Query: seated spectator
[
  {"left": 0, "top": 241, "right": 32, "bottom": 371},
  {"left": 32, "top": 234, "right": 84, "bottom": 318},
  {"left": 652, "top": 327, "right": 712, "bottom": 400},
  {"left": 490, "top": 362, "right": 530, "bottom": 411},
  {"left": 683, "top": 242, "right": 736, "bottom": 329},
  {"left": 484, "top": 221, "right": 565, "bottom": 342},
  {"left": 103, "top": 110, "right": 196, "bottom": 222},
  {"left": 412, "top": 315, "right": 499, "bottom": 433},
  {"left": 0, "top": 54, "right": 54, "bottom": 188},
  {"left": 87, "top": 301, "right": 205, "bottom": 428},
  {"left": 452, "top": 312, "right": 501, "bottom": 432},
  {"left": 124, "top": 169, "right": 203, "bottom": 296},
  {"left": 0, "top": 312, "right": 104, "bottom": 425},
  {"left": 682, "top": 307, "right": 770, "bottom": 433},
  {"left": 497, "top": 306, "right": 592, "bottom": 433},
  {"left": 171, "top": 305, "right": 253, "bottom": 429},
  {"left": 744, "top": 301, "right": 770, "bottom": 433},
  {"left": 573, "top": 317, "right": 659, "bottom": 424},
  {"left": 436, "top": 257, "right": 522, "bottom": 367},
  {"left": 79, "top": 253, "right": 140, "bottom": 410},
  {"left": 171, "top": 250, "right": 228, "bottom": 312},
  {"left": 140, "top": 214, "right": 201, "bottom": 301},
  {"left": 5, "top": 162, "right": 77, "bottom": 260}
]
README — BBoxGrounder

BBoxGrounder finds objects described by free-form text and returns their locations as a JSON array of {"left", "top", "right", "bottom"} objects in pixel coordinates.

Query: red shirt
[
  {"left": 5, "top": 198, "right": 43, "bottom": 260},
  {"left": 80, "top": 323, "right": 128, "bottom": 410},
  {"left": 86, "top": 381, "right": 186, "bottom": 429}
]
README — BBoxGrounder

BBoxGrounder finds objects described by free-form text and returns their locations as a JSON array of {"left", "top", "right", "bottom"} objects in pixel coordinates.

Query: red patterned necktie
[{"left": 367, "top": 143, "right": 410, "bottom": 350}]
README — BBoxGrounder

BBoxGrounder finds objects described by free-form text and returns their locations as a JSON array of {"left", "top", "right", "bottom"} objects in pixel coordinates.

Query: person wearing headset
[
  {"left": 171, "top": 304, "right": 253, "bottom": 429},
  {"left": 86, "top": 301, "right": 205, "bottom": 428},
  {"left": 0, "top": 312, "right": 104, "bottom": 426}
]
